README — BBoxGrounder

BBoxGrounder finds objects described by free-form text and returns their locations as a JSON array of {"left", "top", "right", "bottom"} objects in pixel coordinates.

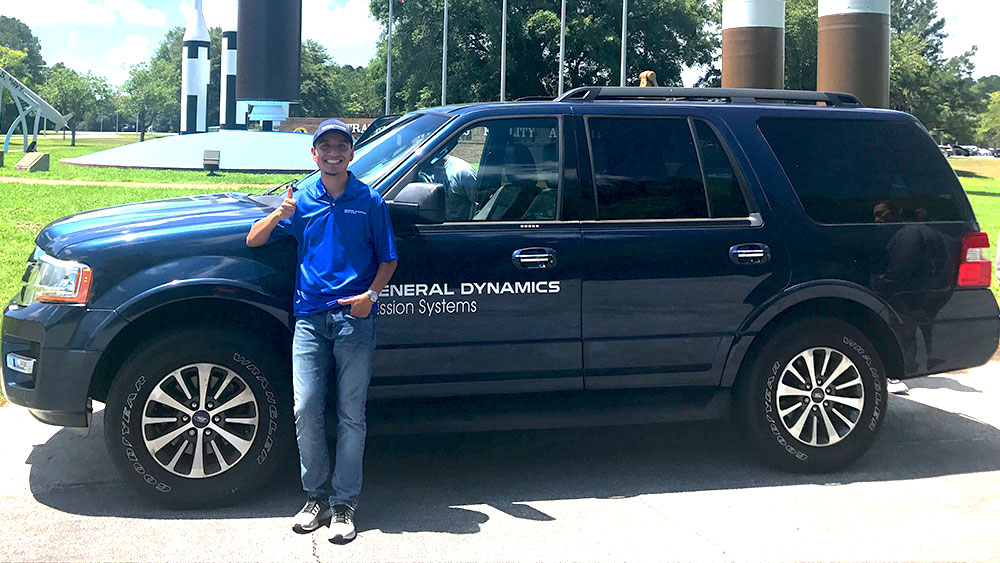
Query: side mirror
[{"left": 387, "top": 182, "right": 446, "bottom": 224}]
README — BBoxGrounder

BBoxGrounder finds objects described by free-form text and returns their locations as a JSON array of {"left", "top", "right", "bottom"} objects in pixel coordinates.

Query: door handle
[
  {"left": 729, "top": 243, "right": 771, "bottom": 265},
  {"left": 512, "top": 247, "right": 557, "bottom": 270}
]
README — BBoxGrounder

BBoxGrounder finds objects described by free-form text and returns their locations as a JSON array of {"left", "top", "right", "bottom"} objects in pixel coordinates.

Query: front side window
[{"left": 416, "top": 117, "right": 560, "bottom": 222}]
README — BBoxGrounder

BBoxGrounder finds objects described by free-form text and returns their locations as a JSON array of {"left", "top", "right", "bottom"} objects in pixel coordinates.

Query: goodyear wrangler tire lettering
[
  {"left": 104, "top": 327, "right": 292, "bottom": 508},
  {"left": 736, "top": 319, "right": 887, "bottom": 472}
]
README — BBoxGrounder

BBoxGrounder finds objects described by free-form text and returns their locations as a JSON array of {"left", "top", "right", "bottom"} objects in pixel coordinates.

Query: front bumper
[{"left": 2, "top": 300, "right": 118, "bottom": 428}]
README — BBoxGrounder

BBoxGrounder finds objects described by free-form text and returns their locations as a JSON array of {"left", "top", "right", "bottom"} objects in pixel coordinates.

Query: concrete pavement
[{"left": 2, "top": 360, "right": 999, "bottom": 562}]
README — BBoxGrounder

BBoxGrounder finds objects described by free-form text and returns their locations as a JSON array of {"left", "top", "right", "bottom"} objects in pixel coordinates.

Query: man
[
  {"left": 871, "top": 201, "right": 955, "bottom": 395},
  {"left": 246, "top": 118, "right": 398, "bottom": 544},
  {"left": 419, "top": 138, "right": 478, "bottom": 220}
]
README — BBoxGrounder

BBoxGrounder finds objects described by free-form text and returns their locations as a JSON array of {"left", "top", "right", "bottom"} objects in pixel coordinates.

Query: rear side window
[
  {"left": 587, "top": 117, "right": 749, "bottom": 220},
  {"left": 759, "top": 118, "right": 964, "bottom": 223}
]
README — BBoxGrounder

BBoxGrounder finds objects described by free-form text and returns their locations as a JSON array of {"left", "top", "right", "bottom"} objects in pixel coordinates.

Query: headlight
[{"left": 20, "top": 252, "right": 93, "bottom": 305}]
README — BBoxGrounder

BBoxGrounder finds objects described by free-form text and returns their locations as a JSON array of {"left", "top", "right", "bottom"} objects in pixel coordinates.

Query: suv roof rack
[
  {"left": 514, "top": 95, "right": 556, "bottom": 101},
  {"left": 555, "top": 86, "right": 864, "bottom": 107}
]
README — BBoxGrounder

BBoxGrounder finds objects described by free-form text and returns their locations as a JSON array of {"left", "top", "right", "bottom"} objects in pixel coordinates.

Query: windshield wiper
[{"left": 264, "top": 178, "right": 297, "bottom": 196}]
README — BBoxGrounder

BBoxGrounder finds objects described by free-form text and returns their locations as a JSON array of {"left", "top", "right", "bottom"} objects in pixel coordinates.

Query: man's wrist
[{"left": 366, "top": 289, "right": 379, "bottom": 303}]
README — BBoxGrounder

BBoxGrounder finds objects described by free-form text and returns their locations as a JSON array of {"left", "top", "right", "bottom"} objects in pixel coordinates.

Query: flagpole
[
  {"left": 620, "top": 0, "right": 628, "bottom": 86},
  {"left": 558, "top": 0, "right": 566, "bottom": 95},
  {"left": 500, "top": 0, "right": 508, "bottom": 101},
  {"left": 442, "top": 0, "right": 448, "bottom": 105},
  {"left": 385, "top": 0, "right": 393, "bottom": 115}
]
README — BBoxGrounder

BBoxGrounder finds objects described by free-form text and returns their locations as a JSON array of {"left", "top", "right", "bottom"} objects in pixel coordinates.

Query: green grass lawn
[
  {"left": 950, "top": 158, "right": 1000, "bottom": 302},
  {"left": 1, "top": 135, "right": 299, "bottom": 186}
]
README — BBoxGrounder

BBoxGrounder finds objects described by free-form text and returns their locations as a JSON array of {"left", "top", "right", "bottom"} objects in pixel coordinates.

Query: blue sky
[{"left": 4, "top": 0, "right": 999, "bottom": 88}]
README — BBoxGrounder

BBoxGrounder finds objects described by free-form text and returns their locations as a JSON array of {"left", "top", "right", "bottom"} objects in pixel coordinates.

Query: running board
[{"left": 357, "top": 387, "right": 731, "bottom": 435}]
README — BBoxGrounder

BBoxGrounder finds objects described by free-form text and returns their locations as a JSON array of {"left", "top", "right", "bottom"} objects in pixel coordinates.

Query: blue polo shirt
[{"left": 270, "top": 172, "right": 398, "bottom": 317}]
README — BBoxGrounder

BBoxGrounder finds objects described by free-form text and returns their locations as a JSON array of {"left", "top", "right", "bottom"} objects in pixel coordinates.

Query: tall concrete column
[
  {"left": 817, "top": 0, "right": 890, "bottom": 107},
  {"left": 237, "top": 0, "right": 302, "bottom": 127},
  {"left": 180, "top": 0, "right": 210, "bottom": 134},
  {"left": 721, "top": 0, "right": 785, "bottom": 89}
]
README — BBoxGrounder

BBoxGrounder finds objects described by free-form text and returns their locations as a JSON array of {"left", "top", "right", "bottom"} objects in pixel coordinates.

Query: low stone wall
[{"left": 279, "top": 117, "right": 377, "bottom": 140}]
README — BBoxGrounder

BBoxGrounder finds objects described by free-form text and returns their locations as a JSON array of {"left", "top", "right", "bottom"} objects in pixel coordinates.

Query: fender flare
[
  {"left": 718, "top": 280, "right": 903, "bottom": 387},
  {"left": 84, "top": 279, "right": 290, "bottom": 350}
]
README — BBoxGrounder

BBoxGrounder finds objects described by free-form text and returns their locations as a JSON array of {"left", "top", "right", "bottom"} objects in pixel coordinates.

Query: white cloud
[
  {"left": 303, "top": 0, "right": 382, "bottom": 49},
  {"left": 180, "top": 0, "right": 238, "bottom": 30},
  {"left": 59, "top": 55, "right": 85, "bottom": 73},
  {"left": 938, "top": 0, "right": 1000, "bottom": 78},
  {"left": 5, "top": 0, "right": 165, "bottom": 28},
  {"left": 105, "top": 33, "right": 152, "bottom": 85},
  {"left": 3, "top": 1, "right": 114, "bottom": 27},
  {"left": 68, "top": 29, "right": 79, "bottom": 44},
  {"left": 110, "top": 0, "right": 167, "bottom": 26}
]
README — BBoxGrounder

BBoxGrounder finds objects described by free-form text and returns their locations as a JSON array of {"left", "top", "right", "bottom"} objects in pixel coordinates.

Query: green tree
[
  {"left": 119, "top": 59, "right": 178, "bottom": 141},
  {"left": 978, "top": 92, "right": 1000, "bottom": 147},
  {"left": 0, "top": 17, "right": 46, "bottom": 136},
  {"left": 973, "top": 75, "right": 1000, "bottom": 98},
  {"left": 86, "top": 75, "right": 117, "bottom": 132},
  {"left": 0, "top": 16, "right": 45, "bottom": 84},
  {"left": 784, "top": 0, "right": 817, "bottom": 90},
  {"left": 368, "top": 0, "right": 718, "bottom": 112},
  {"left": 885, "top": 0, "right": 985, "bottom": 142},
  {"left": 38, "top": 64, "right": 98, "bottom": 146},
  {"left": 294, "top": 40, "right": 381, "bottom": 118},
  {"left": 890, "top": 0, "right": 947, "bottom": 63},
  {"left": 296, "top": 39, "right": 342, "bottom": 117},
  {"left": 149, "top": 26, "right": 224, "bottom": 131}
]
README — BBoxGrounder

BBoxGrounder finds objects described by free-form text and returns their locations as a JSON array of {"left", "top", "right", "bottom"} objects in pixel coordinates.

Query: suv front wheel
[
  {"left": 103, "top": 326, "right": 293, "bottom": 508},
  {"left": 736, "top": 319, "right": 888, "bottom": 472}
]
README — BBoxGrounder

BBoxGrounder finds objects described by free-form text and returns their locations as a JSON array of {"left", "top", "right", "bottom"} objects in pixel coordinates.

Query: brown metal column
[
  {"left": 722, "top": 0, "right": 786, "bottom": 89},
  {"left": 817, "top": 0, "right": 890, "bottom": 107}
]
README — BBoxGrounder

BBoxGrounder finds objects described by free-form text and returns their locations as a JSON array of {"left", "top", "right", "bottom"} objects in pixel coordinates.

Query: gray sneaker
[
  {"left": 292, "top": 498, "right": 331, "bottom": 534},
  {"left": 328, "top": 504, "right": 357, "bottom": 544}
]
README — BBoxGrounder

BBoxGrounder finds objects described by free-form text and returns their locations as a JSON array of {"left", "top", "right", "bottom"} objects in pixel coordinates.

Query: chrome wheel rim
[
  {"left": 141, "top": 363, "right": 259, "bottom": 478},
  {"left": 775, "top": 347, "right": 865, "bottom": 447}
]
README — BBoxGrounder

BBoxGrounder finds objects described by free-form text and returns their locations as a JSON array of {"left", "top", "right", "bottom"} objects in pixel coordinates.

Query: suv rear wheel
[
  {"left": 736, "top": 319, "right": 887, "bottom": 472},
  {"left": 103, "top": 327, "right": 293, "bottom": 508}
]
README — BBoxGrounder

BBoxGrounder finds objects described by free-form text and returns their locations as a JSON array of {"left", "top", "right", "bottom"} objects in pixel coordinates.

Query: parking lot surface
[{"left": 2, "top": 360, "right": 1000, "bottom": 562}]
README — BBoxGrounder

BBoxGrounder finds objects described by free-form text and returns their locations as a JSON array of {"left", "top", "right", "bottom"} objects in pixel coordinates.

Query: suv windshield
[
  {"left": 280, "top": 113, "right": 449, "bottom": 194},
  {"left": 262, "top": 113, "right": 450, "bottom": 197},
  {"left": 350, "top": 113, "right": 449, "bottom": 187}
]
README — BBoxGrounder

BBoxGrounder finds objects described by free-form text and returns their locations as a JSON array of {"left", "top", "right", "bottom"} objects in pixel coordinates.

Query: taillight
[{"left": 958, "top": 232, "right": 992, "bottom": 287}]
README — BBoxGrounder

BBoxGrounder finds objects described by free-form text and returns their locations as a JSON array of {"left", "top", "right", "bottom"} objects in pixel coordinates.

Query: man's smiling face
[{"left": 312, "top": 133, "right": 354, "bottom": 176}]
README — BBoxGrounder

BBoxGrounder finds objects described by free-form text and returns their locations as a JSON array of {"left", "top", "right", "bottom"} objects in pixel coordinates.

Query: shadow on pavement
[
  {"left": 905, "top": 377, "right": 982, "bottom": 393},
  {"left": 24, "top": 392, "right": 1000, "bottom": 535}
]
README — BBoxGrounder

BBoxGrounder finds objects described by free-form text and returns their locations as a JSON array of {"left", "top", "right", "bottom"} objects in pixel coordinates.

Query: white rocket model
[
  {"left": 180, "top": 0, "right": 210, "bottom": 134},
  {"left": 220, "top": 17, "right": 248, "bottom": 129}
]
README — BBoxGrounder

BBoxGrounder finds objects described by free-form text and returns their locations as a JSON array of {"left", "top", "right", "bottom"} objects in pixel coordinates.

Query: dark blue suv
[{"left": 4, "top": 87, "right": 998, "bottom": 507}]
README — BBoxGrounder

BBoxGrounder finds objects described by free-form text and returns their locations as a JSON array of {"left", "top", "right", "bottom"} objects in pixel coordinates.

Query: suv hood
[{"left": 36, "top": 192, "right": 275, "bottom": 256}]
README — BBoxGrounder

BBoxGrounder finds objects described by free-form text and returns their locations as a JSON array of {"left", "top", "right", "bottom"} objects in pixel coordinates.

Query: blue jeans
[{"left": 292, "top": 306, "right": 376, "bottom": 509}]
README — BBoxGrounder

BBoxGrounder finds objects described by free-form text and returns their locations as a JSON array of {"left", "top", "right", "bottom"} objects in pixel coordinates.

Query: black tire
[
  {"left": 103, "top": 326, "right": 293, "bottom": 508},
  {"left": 735, "top": 319, "right": 888, "bottom": 472}
]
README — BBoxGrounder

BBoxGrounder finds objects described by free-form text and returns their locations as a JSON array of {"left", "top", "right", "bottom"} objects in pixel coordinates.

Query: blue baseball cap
[{"left": 312, "top": 119, "right": 354, "bottom": 146}]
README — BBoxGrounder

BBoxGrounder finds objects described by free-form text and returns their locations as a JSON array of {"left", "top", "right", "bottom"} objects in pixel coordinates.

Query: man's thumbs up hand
[{"left": 276, "top": 187, "right": 297, "bottom": 219}]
